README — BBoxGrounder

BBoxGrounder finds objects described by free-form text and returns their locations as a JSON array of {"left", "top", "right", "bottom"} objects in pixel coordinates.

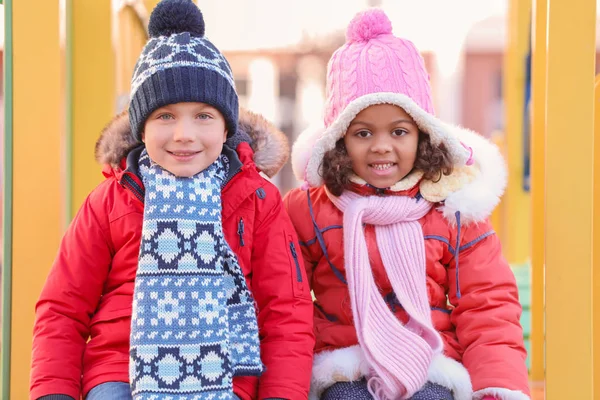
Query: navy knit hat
[{"left": 129, "top": 0, "right": 238, "bottom": 139}]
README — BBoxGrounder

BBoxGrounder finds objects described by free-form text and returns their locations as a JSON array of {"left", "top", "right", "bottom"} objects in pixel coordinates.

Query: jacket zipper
[
  {"left": 223, "top": 165, "right": 243, "bottom": 188},
  {"left": 238, "top": 217, "right": 245, "bottom": 247},
  {"left": 122, "top": 174, "right": 144, "bottom": 202},
  {"left": 289, "top": 242, "right": 302, "bottom": 282}
]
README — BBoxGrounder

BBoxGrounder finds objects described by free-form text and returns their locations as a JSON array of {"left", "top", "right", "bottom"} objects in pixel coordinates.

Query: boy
[{"left": 30, "top": 1, "right": 314, "bottom": 399}]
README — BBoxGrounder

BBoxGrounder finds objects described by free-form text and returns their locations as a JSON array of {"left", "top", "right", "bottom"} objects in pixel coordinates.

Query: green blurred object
[{"left": 511, "top": 262, "right": 532, "bottom": 369}]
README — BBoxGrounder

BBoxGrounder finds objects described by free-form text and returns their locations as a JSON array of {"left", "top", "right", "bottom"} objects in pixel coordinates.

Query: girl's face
[{"left": 344, "top": 104, "right": 419, "bottom": 188}]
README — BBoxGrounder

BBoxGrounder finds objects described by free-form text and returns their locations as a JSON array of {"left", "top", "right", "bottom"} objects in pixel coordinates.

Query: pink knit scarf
[{"left": 326, "top": 189, "right": 443, "bottom": 400}]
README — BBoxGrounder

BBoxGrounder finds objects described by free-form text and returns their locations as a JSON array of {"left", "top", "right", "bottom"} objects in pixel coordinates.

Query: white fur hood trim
[
  {"left": 301, "top": 92, "right": 471, "bottom": 189},
  {"left": 291, "top": 124, "right": 326, "bottom": 184},
  {"left": 309, "top": 345, "right": 472, "bottom": 400},
  {"left": 436, "top": 123, "right": 507, "bottom": 225},
  {"left": 292, "top": 119, "right": 507, "bottom": 225},
  {"left": 473, "top": 387, "right": 531, "bottom": 400}
]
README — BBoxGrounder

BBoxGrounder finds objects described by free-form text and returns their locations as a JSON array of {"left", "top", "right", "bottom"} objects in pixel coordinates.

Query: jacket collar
[{"left": 119, "top": 143, "right": 245, "bottom": 202}]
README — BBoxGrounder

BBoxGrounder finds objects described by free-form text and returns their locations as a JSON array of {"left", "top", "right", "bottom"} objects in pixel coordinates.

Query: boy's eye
[
  {"left": 355, "top": 130, "right": 371, "bottom": 138},
  {"left": 393, "top": 129, "right": 408, "bottom": 136},
  {"left": 157, "top": 113, "right": 174, "bottom": 120},
  {"left": 197, "top": 113, "right": 213, "bottom": 120}
]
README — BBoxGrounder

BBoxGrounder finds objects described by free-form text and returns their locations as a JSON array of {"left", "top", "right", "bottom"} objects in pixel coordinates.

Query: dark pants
[
  {"left": 321, "top": 380, "right": 454, "bottom": 400},
  {"left": 86, "top": 382, "right": 243, "bottom": 400}
]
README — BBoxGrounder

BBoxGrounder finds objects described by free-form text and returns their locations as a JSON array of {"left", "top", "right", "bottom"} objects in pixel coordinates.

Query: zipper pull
[
  {"left": 290, "top": 242, "right": 297, "bottom": 257},
  {"left": 238, "top": 217, "right": 245, "bottom": 247},
  {"left": 289, "top": 241, "right": 303, "bottom": 283}
]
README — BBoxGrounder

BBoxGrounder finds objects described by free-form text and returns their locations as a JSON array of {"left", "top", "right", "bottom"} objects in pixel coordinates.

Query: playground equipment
[{"left": 1, "top": 0, "right": 599, "bottom": 398}]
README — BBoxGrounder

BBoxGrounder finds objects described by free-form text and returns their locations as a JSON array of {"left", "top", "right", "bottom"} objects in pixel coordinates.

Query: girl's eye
[
  {"left": 157, "top": 113, "right": 174, "bottom": 120},
  {"left": 393, "top": 129, "right": 408, "bottom": 136},
  {"left": 355, "top": 130, "right": 371, "bottom": 138},
  {"left": 197, "top": 113, "right": 213, "bottom": 120}
]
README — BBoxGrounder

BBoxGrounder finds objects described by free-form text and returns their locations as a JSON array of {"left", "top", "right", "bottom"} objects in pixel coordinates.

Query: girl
[
  {"left": 284, "top": 8, "right": 529, "bottom": 400},
  {"left": 30, "top": 1, "right": 314, "bottom": 399}
]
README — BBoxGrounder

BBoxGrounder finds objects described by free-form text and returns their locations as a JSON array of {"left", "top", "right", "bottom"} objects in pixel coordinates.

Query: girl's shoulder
[
  {"left": 285, "top": 185, "right": 321, "bottom": 204},
  {"left": 283, "top": 186, "right": 341, "bottom": 240},
  {"left": 284, "top": 186, "right": 338, "bottom": 217},
  {"left": 283, "top": 187, "right": 315, "bottom": 229},
  {"left": 419, "top": 127, "right": 508, "bottom": 226},
  {"left": 423, "top": 207, "right": 497, "bottom": 255}
]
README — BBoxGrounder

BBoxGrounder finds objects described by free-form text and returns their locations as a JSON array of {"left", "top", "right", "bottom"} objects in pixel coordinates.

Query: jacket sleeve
[
  {"left": 283, "top": 189, "right": 317, "bottom": 285},
  {"left": 447, "top": 218, "right": 530, "bottom": 399},
  {"left": 30, "top": 191, "right": 113, "bottom": 400},
  {"left": 252, "top": 185, "right": 315, "bottom": 400},
  {"left": 282, "top": 189, "right": 351, "bottom": 354}
]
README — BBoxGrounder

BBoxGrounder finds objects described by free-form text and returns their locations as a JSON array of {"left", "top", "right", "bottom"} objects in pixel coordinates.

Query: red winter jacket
[
  {"left": 284, "top": 185, "right": 529, "bottom": 398},
  {"left": 284, "top": 124, "right": 530, "bottom": 400},
  {"left": 30, "top": 110, "right": 315, "bottom": 400}
]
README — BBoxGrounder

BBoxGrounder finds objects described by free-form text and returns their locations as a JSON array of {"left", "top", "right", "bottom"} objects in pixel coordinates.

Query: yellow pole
[
  {"left": 71, "top": 1, "right": 115, "bottom": 217},
  {"left": 545, "top": 0, "right": 596, "bottom": 398},
  {"left": 489, "top": 131, "right": 506, "bottom": 240},
  {"left": 594, "top": 74, "right": 600, "bottom": 399},
  {"left": 145, "top": 0, "right": 160, "bottom": 13},
  {"left": 529, "top": 0, "right": 546, "bottom": 383},
  {"left": 504, "top": 0, "right": 531, "bottom": 265},
  {"left": 11, "top": 1, "right": 65, "bottom": 397}
]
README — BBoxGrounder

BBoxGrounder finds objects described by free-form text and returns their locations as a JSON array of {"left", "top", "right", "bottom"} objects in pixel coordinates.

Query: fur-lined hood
[
  {"left": 291, "top": 122, "right": 507, "bottom": 226},
  {"left": 95, "top": 108, "right": 289, "bottom": 178}
]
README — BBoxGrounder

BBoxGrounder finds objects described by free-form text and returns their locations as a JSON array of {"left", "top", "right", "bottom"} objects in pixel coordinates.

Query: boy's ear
[
  {"left": 223, "top": 129, "right": 228, "bottom": 143},
  {"left": 141, "top": 131, "right": 145, "bottom": 142}
]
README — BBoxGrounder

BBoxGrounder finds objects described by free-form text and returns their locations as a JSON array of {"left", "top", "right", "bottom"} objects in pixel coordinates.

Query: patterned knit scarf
[
  {"left": 326, "top": 189, "right": 443, "bottom": 400},
  {"left": 129, "top": 150, "right": 263, "bottom": 399}
]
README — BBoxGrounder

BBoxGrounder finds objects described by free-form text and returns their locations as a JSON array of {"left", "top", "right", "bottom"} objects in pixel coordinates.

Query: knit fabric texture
[
  {"left": 326, "top": 189, "right": 443, "bottom": 400},
  {"left": 323, "top": 8, "right": 434, "bottom": 128},
  {"left": 129, "top": 149, "right": 263, "bottom": 399},
  {"left": 128, "top": 0, "right": 238, "bottom": 139}
]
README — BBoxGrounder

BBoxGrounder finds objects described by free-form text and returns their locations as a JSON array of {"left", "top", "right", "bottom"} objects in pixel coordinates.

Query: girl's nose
[{"left": 370, "top": 134, "right": 393, "bottom": 153}]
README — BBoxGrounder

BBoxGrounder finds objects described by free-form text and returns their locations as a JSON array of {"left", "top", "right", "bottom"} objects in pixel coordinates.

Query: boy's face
[{"left": 142, "top": 102, "right": 228, "bottom": 177}]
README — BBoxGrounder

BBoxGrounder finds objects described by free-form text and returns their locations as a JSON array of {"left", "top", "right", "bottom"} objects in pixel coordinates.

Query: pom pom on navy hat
[
  {"left": 148, "top": 0, "right": 205, "bottom": 38},
  {"left": 129, "top": 0, "right": 239, "bottom": 140}
]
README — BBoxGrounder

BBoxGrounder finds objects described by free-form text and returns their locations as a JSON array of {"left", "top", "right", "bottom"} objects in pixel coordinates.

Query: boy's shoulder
[
  {"left": 78, "top": 169, "right": 142, "bottom": 230},
  {"left": 241, "top": 169, "right": 282, "bottom": 203},
  {"left": 86, "top": 174, "right": 121, "bottom": 206},
  {"left": 221, "top": 166, "right": 284, "bottom": 222}
]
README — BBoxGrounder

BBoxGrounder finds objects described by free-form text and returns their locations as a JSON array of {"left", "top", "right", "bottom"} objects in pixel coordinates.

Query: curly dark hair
[{"left": 320, "top": 131, "right": 454, "bottom": 196}]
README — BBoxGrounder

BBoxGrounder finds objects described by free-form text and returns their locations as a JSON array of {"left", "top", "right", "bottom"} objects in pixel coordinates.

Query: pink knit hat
[
  {"left": 293, "top": 8, "right": 471, "bottom": 188},
  {"left": 324, "top": 8, "right": 435, "bottom": 126}
]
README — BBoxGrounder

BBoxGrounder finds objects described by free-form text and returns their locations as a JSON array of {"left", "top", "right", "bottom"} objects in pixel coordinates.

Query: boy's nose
[{"left": 173, "top": 120, "right": 194, "bottom": 141}]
